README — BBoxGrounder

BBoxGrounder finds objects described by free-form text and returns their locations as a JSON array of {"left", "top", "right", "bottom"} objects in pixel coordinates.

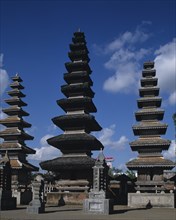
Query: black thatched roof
[
  {"left": 58, "top": 97, "right": 97, "bottom": 113},
  {"left": 47, "top": 133, "right": 104, "bottom": 152},
  {"left": 64, "top": 71, "right": 92, "bottom": 84},
  {"left": 52, "top": 114, "right": 102, "bottom": 132},
  {"left": 61, "top": 82, "right": 94, "bottom": 98},
  {"left": 40, "top": 155, "right": 96, "bottom": 171}
]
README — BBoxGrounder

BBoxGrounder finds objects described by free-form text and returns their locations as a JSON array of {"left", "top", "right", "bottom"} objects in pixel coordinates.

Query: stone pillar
[
  {"left": 27, "top": 175, "right": 45, "bottom": 214},
  {"left": 83, "top": 150, "right": 113, "bottom": 215}
]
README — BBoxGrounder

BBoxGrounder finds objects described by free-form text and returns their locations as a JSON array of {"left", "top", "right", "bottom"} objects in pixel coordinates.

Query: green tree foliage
[{"left": 125, "top": 170, "right": 136, "bottom": 180}]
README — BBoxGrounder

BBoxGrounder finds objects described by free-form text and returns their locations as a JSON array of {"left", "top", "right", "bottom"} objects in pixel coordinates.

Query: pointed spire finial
[
  {"left": 4, "top": 150, "right": 9, "bottom": 159},
  {"left": 78, "top": 28, "right": 81, "bottom": 32},
  {"left": 16, "top": 73, "right": 19, "bottom": 76},
  {"left": 97, "top": 148, "right": 105, "bottom": 162},
  {"left": 1, "top": 150, "right": 10, "bottom": 163}
]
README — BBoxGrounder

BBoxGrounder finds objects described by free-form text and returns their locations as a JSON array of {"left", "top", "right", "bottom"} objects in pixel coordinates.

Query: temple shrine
[
  {"left": 40, "top": 31, "right": 104, "bottom": 203},
  {"left": 0, "top": 75, "right": 39, "bottom": 192},
  {"left": 126, "top": 61, "right": 175, "bottom": 207}
]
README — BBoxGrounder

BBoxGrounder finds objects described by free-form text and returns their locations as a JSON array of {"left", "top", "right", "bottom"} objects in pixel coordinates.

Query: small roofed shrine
[
  {"left": 40, "top": 31, "right": 104, "bottom": 200},
  {"left": 0, "top": 75, "right": 39, "bottom": 190},
  {"left": 126, "top": 61, "right": 175, "bottom": 194}
]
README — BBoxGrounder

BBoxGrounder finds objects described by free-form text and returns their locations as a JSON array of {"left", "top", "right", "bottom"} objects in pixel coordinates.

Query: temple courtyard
[{"left": 1, "top": 205, "right": 176, "bottom": 220}]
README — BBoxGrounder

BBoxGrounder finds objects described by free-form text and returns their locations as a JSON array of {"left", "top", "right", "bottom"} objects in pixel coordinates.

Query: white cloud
[
  {"left": 101, "top": 23, "right": 152, "bottom": 93},
  {"left": 168, "top": 91, "right": 176, "bottom": 105},
  {"left": 105, "top": 22, "right": 151, "bottom": 53},
  {"left": 154, "top": 38, "right": 176, "bottom": 105},
  {"left": 28, "top": 134, "right": 61, "bottom": 161},
  {"left": 163, "top": 140, "right": 176, "bottom": 161},
  {"left": 25, "top": 126, "right": 38, "bottom": 135},
  {"left": 96, "top": 22, "right": 175, "bottom": 99},
  {"left": 47, "top": 124, "right": 57, "bottom": 132},
  {"left": 154, "top": 38, "right": 176, "bottom": 92},
  {"left": 117, "top": 163, "right": 128, "bottom": 172},
  {"left": 0, "top": 54, "right": 9, "bottom": 96},
  {"left": 0, "top": 108, "right": 7, "bottom": 120},
  {"left": 0, "top": 54, "right": 3, "bottom": 67},
  {"left": 104, "top": 61, "right": 138, "bottom": 93},
  {"left": 96, "top": 124, "right": 128, "bottom": 150},
  {"left": 0, "top": 108, "right": 7, "bottom": 143},
  {"left": 103, "top": 48, "right": 151, "bottom": 93}
]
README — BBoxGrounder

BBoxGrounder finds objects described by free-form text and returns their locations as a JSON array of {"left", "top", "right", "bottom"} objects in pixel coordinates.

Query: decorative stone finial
[
  {"left": 0, "top": 151, "right": 9, "bottom": 164},
  {"left": 97, "top": 149, "right": 105, "bottom": 162},
  {"left": 4, "top": 150, "right": 9, "bottom": 161}
]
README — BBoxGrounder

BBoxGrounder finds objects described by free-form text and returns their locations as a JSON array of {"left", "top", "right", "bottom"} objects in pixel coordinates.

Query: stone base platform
[
  {"left": 83, "top": 198, "right": 113, "bottom": 215},
  {"left": 46, "top": 192, "right": 88, "bottom": 205},
  {"left": 128, "top": 193, "right": 175, "bottom": 208},
  {"left": 26, "top": 201, "right": 45, "bottom": 214},
  {"left": 26, "top": 205, "right": 45, "bottom": 214}
]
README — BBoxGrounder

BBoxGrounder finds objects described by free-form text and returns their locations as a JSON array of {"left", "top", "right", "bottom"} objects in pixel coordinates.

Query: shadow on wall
[
  {"left": 146, "top": 200, "right": 152, "bottom": 209},
  {"left": 58, "top": 195, "right": 65, "bottom": 206}
]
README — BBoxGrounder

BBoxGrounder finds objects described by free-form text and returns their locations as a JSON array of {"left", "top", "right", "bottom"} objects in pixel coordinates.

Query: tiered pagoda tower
[
  {"left": 126, "top": 61, "right": 175, "bottom": 193},
  {"left": 0, "top": 74, "right": 39, "bottom": 189},
  {"left": 40, "top": 31, "right": 104, "bottom": 192}
]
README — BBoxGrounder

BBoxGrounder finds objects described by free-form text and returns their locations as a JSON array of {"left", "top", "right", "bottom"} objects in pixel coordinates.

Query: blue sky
[{"left": 0, "top": 0, "right": 176, "bottom": 172}]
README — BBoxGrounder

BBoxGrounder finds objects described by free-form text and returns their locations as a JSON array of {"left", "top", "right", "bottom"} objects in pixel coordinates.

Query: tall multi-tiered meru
[
  {"left": 40, "top": 31, "right": 104, "bottom": 192},
  {"left": 0, "top": 75, "right": 39, "bottom": 189},
  {"left": 126, "top": 61, "right": 175, "bottom": 193}
]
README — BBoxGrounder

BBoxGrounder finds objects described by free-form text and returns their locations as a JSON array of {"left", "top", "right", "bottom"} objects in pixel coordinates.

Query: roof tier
[
  {"left": 58, "top": 97, "right": 97, "bottom": 113},
  {"left": 10, "top": 81, "right": 24, "bottom": 90},
  {"left": 10, "top": 159, "right": 38, "bottom": 171},
  {"left": 65, "top": 61, "right": 91, "bottom": 73},
  {"left": 2, "top": 106, "right": 29, "bottom": 116},
  {"left": 143, "top": 61, "right": 154, "bottom": 69},
  {"left": 61, "top": 82, "right": 95, "bottom": 98},
  {"left": 130, "top": 137, "right": 170, "bottom": 151},
  {"left": 69, "top": 42, "right": 88, "bottom": 52},
  {"left": 137, "top": 97, "right": 162, "bottom": 108},
  {"left": 142, "top": 69, "right": 156, "bottom": 78},
  {"left": 132, "top": 121, "right": 168, "bottom": 135},
  {"left": 68, "top": 50, "right": 90, "bottom": 62},
  {"left": 140, "top": 77, "right": 157, "bottom": 87},
  {"left": 135, "top": 108, "right": 164, "bottom": 121},
  {"left": 64, "top": 71, "right": 92, "bottom": 85},
  {"left": 4, "top": 97, "right": 27, "bottom": 107},
  {"left": 52, "top": 114, "right": 102, "bottom": 132},
  {"left": 139, "top": 87, "right": 159, "bottom": 97},
  {"left": 126, "top": 156, "right": 175, "bottom": 170},
  {"left": 0, "top": 127, "right": 34, "bottom": 141},
  {"left": 0, "top": 142, "right": 36, "bottom": 154},
  {"left": 0, "top": 116, "right": 31, "bottom": 128},
  {"left": 8, "top": 89, "right": 26, "bottom": 97},
  {"left": 40, "top": 155, "right": 95, "bottom": 171},
  {"left": 72, "top": 31, "right": 86, "bottom": 43},
  {"left": 47, "top": 133, "right": 104, "bottom": 153},
  {"left": 11, "top": 75, "right": 23, "bottom": 82}
]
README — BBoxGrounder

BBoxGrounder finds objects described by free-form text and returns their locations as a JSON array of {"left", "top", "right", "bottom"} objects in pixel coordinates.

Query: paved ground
[{"left": 1, "top": 205, "right": 176, "bottom": 220}]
